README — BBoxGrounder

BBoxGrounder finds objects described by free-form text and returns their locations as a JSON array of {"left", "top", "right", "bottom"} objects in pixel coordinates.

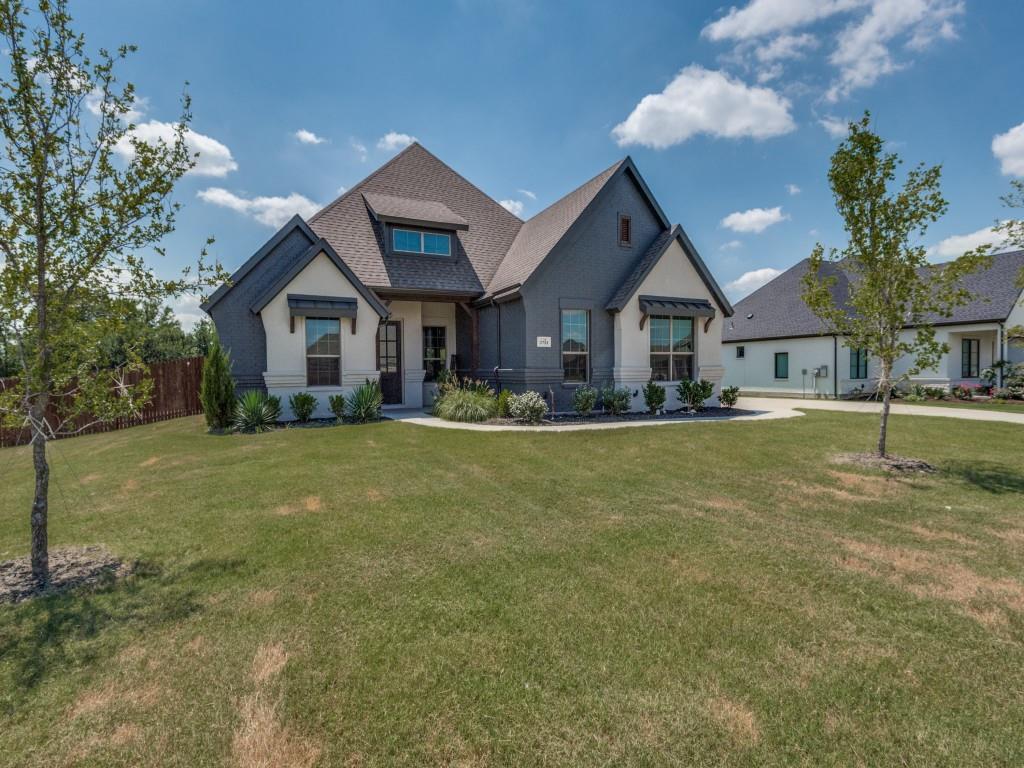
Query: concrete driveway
[{"left": 738, "top": 396, "right": 1024, "bottom": 425}]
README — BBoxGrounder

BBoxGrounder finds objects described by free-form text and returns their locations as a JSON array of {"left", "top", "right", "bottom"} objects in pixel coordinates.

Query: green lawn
[
  {"left": 1, "top": 413, "right": 1023, "bottom": 767},
  {"left": 898, "top": 398, "right": 1024, "bottom": 415}
]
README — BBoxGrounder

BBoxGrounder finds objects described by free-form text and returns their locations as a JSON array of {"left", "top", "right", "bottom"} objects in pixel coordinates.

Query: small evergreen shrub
[
  {"left": 289, "top": 392, "right": 318, "bottom": 422},
  {"left": 434, "top": 389, "right": 497, "bottom": 423},
  {"left": 719, "top": 385, "right": 740, "bottom": 409},
  {"left": 508, "top": 390, "right": 548, "bottom": 424},
  {"left": 642, "top": 381, "right": 666, "bottom": 414},
  {"left": 346, "top": 379, "right": 383, "bottom": 423},
  {"left": 328, "top": 393, "right": 346, "bottom": 421},
  {"left": 572, "top": 385, "right": 597, "bottom": 417},
  {"left": 496, "top": 388, "right": 513, "bottom": 418},
  {"left": 233, "top": 390, "right": 279, "bottom": 434},
  {"left": 200, "top": 336, "right": 235, "bottom": 430},
  {"left": 600, "top": 386, "right": 632, "bottom": 416},
  {"left": 677, "top": 379, "right": 715, "bottom": 411}
]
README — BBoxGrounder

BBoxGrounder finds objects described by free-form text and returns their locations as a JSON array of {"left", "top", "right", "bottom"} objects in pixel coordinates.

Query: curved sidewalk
[{"left": 738, "top": 397, "right": 1024, "bottom": 425}]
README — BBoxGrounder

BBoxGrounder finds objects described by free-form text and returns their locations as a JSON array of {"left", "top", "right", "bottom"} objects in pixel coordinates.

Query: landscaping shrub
[
  {"left": 289, "top": 392, "right": 318, "bottom": 422},
  {"left": 434, "top": 389, "right": 497, "bottom": 423},
  {"left": 508, "top": 390, "right": 548, "bottom": 424},
  {"left": 328, "top": 393, "right": 346, "bottom": 421},
  {"left": 437, "top": 369, "right": 495, "bottom": 398},
  {"left": 601, "top": 386, "right": 632, "bottom": 416},
  {"left": 496, "top": 388, "right": 513, "bottom": 418},
  {"left": 346, "top": 379, "right": 383, "bottom": 423},
  {"left": 233, "top": 390, "right": 280, "bottom": 433},
  {"left": 200, "top": 336, "right": 235, "bottom": 430},
  {"left": 951, "top": 383, "right": 973, "bottom": 400},
  {"left": 719, "top": 385, "right": 740, "bottom": 409},
  {"left": 572, "top": 385, "right": 597, "bottom": 417},
  {"left": 642, "top": 381, "right": 666, "bottom": 414},
  {"left": 677, "top": 379, "right": 715, "bottom": 411}
]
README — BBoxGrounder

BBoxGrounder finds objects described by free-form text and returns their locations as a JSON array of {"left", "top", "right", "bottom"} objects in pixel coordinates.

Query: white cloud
[
  {"left": 993, "top": 122, "right": 1024, "bottom": 177},
  {"left": 114, "top": 121, "right": 237, "bottom": 177},
  {"left": 350, "top": 138, "right": 368, "bottom": 162},
  {"left": 719, "top": 240, "right": 743, "bottom": 251},
  {"left": 826, "top": 0, "right": 963, "bottom": 101},
  {"left": 702, "top": 0, "right": 862, "bottom": 42},
  {"left": 499, "top": 199, "right": 524, "bottom": 217},
  {"left": 721, "top": 206, "right": 789, "bottom": 233},
  {"left": 786, "top": 183, "right": 801, "bottom": 195},
  {"left": 612, "top": 65, "right": 795, "bottom": 149},
  {"left": 819, "top": 116, "right": 849, "bottom": 138},
  {"left": 85, "top": 90, "right": 148, "bottom": 122},
  {"left": 725, "top": 267, "right": 783, "bottom": 299},
  {"left": 197, "top": 187, "right": 320, "bottom": 228},
  {"left": 926, "top": 225, "right": 1008, "bottom": 261},
  {"left": 754, "top": 32, "right": 819, "bottom": 62},
  {"left": 168, "top": 292, "right": 204, "bottom": 331},
  {"left": 377, "top": 131, "right": 417, "bottom": 152},
  {"left": 518, "top": 188, "right": 537, "bottom": 200},
  {"left": 294, "top": 128, "right": 326, "bottom": 145}
]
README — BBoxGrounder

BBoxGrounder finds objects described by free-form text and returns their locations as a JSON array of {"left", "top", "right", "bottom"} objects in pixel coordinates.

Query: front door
[{"left": 377, "top": 321, "right": 402, "bottom": 404}]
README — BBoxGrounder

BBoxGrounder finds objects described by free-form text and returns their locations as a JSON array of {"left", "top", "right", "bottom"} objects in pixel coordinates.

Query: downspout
[
  {"left": 833, "top": 335, "right": 839, "bottom": 399},
  {"left": 999, "top": 323, "right": 1005, "bottom": 387}
]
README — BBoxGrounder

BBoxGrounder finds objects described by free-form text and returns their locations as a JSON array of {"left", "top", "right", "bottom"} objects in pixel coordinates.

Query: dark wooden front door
[{"left": 377, "top": 321, "right": 402, "bottom": 404}]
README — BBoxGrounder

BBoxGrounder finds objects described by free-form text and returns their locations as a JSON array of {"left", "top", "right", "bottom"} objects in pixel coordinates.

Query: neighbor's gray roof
[
  {"left": 484, "top": 159, "right": 624, "bottom": 296},
  {"left": 723, "top": 249, "right": 1024, "bottom": 342},
  {"left": 361, "top": 192, "right": 468, "bottom": 230},
  {"left": 308, "top": 143, "right": 522, "bottom": 294}
]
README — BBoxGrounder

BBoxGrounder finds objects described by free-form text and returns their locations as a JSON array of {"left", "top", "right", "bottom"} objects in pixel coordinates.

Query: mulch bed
[
  {"left": 0, "top": 546, "right": 133, "bottom": 605},
  {"left": 833, "top": 452, "right": 936, "bottom": 474},
  {"left": 488, "top": 407, "right": 752, "bottom": 426}
]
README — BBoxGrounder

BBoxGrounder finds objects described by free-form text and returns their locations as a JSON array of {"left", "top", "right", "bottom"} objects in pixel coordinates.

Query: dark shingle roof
[
  {"left": 361, "top": 192, "right": 468, "bottom": 230},
  {"left": 485, "top": 159, "right": 624, "bottom": 296},
  {"left": 308, "top": 143, "right": 522, "bottom": 294},
  {"left": 723, "top": 249, "right": 1024, "bottom": 342}
]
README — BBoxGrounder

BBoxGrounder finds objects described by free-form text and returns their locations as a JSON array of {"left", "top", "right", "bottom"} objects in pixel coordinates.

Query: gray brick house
[{"left": 202, "top": 144, "right": 733, "bottom": 418}]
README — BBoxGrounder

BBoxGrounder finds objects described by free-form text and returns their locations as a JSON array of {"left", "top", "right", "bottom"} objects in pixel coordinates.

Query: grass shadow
[{"left": 943, "top": 460, "right": 1024, "bottom": 495}]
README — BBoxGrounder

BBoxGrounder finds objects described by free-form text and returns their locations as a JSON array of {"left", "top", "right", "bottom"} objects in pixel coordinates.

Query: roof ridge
[
  {"left": 521, "top": 158, "right": 626, "bottom": 224},
  {"left": 307, "top": 142, "right": 423, "bottom": 225}
]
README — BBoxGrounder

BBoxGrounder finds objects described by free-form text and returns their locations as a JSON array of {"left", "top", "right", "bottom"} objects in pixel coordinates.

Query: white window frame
[
  {"left": 648, "top": 315, "right": 695, "bottom": 383},
  {"left": 392, "top": 227, "right": 451, "bottom": 257},
  {"left": 305, "top": 316, "right": 342, "bottom": 388}
]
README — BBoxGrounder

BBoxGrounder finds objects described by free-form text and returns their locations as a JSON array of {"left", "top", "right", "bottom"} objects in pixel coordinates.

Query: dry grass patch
[
  {"left": 251, "top": 642, "right": 289, "bottom": 684},
  {"left": 365, "top": 488, "right": 386, "bottom": 502},
  {"left": 273, "top": 496, "right": 322, "bottom": 515},
  {"left": 707, "top": 690, "right": 761, "bottom": 746},
  {"left": 69, "top": 681, "right": 161, "bottom": 719},
  {"left": 249, "top": 589, "right": 279, "bottom": 607},
  {"left": 826, "top": 469, "right": 897, "bottom": 499},
  {"left": 139, "top": 456, "right": 160, "bottom": 467},
  {"left": 109, "top": 722, "right": 142, "bottom": 746},
  {"left": 231, "top": 692, "right": 321, "bottom": 768},
  {"left": 897, "top": 523, "right": 976, "bottom": 546}
]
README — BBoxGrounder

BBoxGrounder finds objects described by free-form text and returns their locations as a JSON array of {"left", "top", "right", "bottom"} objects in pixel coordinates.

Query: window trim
[
  {"left": 849, "top": 347, "right": 868, "bottom": 380},
  {"left": 736, "top": 345, "right": 745, "bottom": 359},
  {"left": 391, "top": 227, "right": 452, "bottom": 257},
  {"left": 961, "top": 337, "right": 980, "bottom": 378},
  {"left": 774, "top": 352, "right": 789, "bottom": 380},
  {"left": 304, "top": 316, "right": 342, "bottom": 388},
  {"left": 422, "top": 325, "right": 447, "bottom": 382},
  {"left": 648, "top": 314, "right": 696, "bottom": 383},
  {"left": 560, "top": 308, "right": 590, "bottom": 383},
  {"left": 618, "top": 213, "right": 632, "bottom": 247}
]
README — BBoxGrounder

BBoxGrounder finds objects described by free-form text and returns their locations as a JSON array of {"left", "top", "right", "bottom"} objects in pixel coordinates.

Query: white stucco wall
[
  {"left": 260, "top": 251, "right": 380, "bottom": 419},
  {"left": 1006, "top": 299, "right": 1024, "bottom": 366},
  {"left": 613, "top": 239, "right": 726, "bottom": 409}
]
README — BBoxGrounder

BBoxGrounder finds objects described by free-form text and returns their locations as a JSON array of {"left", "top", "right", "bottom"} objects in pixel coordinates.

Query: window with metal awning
[
  {"left": 637, "top": 295, "right": 716, "bottom": 331},
  {"left": 287, "top": 294, "right": 359, "bottom": 333}
]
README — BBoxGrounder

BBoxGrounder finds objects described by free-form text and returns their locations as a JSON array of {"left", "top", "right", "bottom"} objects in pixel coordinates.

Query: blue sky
[{"left": 71, "top": 0, "right": 1024, "bottom": 325}]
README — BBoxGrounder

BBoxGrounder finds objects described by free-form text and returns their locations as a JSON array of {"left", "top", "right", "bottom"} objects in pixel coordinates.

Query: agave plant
[
  {"left": 233, "top": 390, "right": 280, "bottom": 433},
  {"left": 346, "top": 379, "right": 383, "bottom": 423}
]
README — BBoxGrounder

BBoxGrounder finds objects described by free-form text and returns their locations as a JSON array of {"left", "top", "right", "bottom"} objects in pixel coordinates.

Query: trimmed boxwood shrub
[
  {"left": 600, "top": 386, "right": 632, "bottom": 416},
  {"left": 677, "top": 379, "right": 715, "bottom": 411},
  {"left": 434, "top": 389, "right": 497, "bottom": 423},
  {"left": 289, "top": 392, "right": 318, "bottom": 422},
  {"left": 642, "top": 381, "right": 666, "bottom": 414},
  {"left": 328, "top": 393, "right": 346, "bottom": 422},
  {"left": 572, "top": 385, "right": 597, "bottom": 417},
  {"left": 719, "top": 385, "right": 740, "bottom": 409}
]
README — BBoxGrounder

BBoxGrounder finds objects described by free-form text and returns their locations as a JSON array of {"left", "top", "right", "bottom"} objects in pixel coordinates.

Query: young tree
[
  {"left": 802, "top": 113, "right": 991, "bottom": 457},
  {"left": 200, "top": 335, "right": 234, "bottom": 431},
  {"left": 0, "top": 0, "right": 221, "bottom": 585}
]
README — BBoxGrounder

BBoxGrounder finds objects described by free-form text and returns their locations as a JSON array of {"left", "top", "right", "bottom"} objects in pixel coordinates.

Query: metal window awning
[
  {"left": 287, "top": 294, "right": 359, "bottom": 333},
  {"left": 638, "top": 295, "right": 716, "bottom": 330}
]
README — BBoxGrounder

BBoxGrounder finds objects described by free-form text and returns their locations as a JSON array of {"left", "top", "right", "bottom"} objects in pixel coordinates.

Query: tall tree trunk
[
  {"left": 30, "top": 402, "right": 49, "bottom": 585},
  {"left": 877, "top": 362, "right": 892, "bottom": 458}
]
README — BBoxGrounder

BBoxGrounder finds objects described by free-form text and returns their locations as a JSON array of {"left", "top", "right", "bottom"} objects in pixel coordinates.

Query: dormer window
[
  {"left": 618, "top": 214, "right": 632, "bottom": 247},
  {"left": 392, "top": 228, "right": 451, "bottom": 257}
]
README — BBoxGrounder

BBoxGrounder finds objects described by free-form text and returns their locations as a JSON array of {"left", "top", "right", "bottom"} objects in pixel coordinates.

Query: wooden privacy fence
[{"left": 0, "top": 355, "right": 205, "bottom": 448}]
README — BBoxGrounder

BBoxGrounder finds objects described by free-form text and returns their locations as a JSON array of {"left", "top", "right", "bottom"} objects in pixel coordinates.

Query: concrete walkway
[
  {"left": 384, "top": 407, "right": 802, "bottom": 432},
  {"left": 738, "top": 396, "right": 1024, "bottom": 425}
]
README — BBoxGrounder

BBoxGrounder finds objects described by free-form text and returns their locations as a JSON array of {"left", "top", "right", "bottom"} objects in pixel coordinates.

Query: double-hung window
[
  {"left": 305, "top": 317, "right": 341, "bottom": 386},
  {"left": 423, "top": 326, "right": 447, "bottom": 382},
  {"left": 850, "top": 348, "right": 868, "bottom": 379},
  {"left": 392, "top": 228, "right": 451, "bottom": 256},
  {"left": 961, "top": 338, "right": 980, "bottom": 378},
  {"left": 561, "top": 309, "right": 589, "bottom": 382},
  {"left": 774, "top": 352, "right": 789, "bottom": 380},
  {"left": 649, "top": 316, "right": 694, "bottom": 381}
]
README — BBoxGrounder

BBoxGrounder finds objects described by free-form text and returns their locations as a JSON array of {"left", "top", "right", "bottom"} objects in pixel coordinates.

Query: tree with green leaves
[
  {"left": 802, "top": 113, "right": 991, "bottom": 458},
  {"left": 0, "top": 0, "right": 222, "bottom": 585}
]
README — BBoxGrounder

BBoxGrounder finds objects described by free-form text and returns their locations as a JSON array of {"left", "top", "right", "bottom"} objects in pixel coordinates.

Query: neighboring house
[
  {"left": 202, "top": 143, "right": 733, "bottom": 419},
  {"left": 722, "top": 251, "right": 1024, "bottom": 398}
]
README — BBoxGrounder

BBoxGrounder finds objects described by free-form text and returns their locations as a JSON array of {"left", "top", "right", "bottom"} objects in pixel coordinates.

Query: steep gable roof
[
  {"left": 607, "top": 224, "right": 734, "bottom": 317},
  {"left": 723, "top": 249, "right": 1024, "bottom": 343},
  {"left": 308, "top": 143, "right": 522, "bottom": 294}
]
